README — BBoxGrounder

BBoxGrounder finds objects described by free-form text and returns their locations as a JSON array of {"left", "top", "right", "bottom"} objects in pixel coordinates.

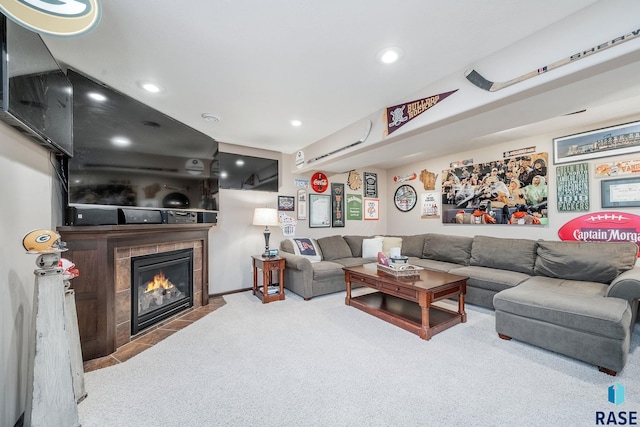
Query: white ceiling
[{"left": 40, "top": 0, "right": 640, "bottom": 171}]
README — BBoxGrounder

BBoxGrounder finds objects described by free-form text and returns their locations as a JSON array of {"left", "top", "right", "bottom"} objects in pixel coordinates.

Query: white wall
[
  {"left": 386, "top": 114, "right": 640, "bottom": 241},
  {"left": 0, "top": 125, "right": 60, "bottom": 427},
  {"left": 209, "top": 144, "right": 388, "bottom": 294}
]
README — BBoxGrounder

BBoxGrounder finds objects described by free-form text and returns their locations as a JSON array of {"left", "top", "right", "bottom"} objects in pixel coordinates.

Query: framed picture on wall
[
  {"left": 331, "top": 183, "right": 345, "bottom": 227},
  {"left": 553, "top": 120, "right": 640, "bottom": 165},
  {"left": 309, "top": 194, "right": 331, "bottom": 227},
  {"left": 363, "top": 198, "right": 379, "bottom": 220},
  {"left": 297, "top": 188, "right": 307, "bottom": 220},
  {"left": 601, "top": 177, "right": 640, "bottom": 208},
  {"left": 278, "top": 195, "right": 295, "bottom": 211},
  {"left": 556, "top": 163, "right": 589, "bottom": 212}
]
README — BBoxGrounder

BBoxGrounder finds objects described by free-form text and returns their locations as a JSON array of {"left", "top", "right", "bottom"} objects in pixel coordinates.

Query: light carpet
[{"left": 78, "top": 290, "right": 640, "bottom": 426}]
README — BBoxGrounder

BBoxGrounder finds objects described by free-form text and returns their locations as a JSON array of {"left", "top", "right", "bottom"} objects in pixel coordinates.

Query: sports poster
[
  {"left": 556, "top": 163, "right": 589, "bottom": 212},
  {"left": 441, "top": 152, "right": 549, "bottom": 225}
]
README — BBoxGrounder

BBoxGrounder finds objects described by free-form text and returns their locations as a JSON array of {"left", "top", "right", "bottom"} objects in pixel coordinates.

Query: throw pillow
[
  {"left": 344, "top": 235, "right": 371, "bottom": 258},
  {"left": 375, "top": 235, "right": 403, "bottom": 256},
  {"left": 362, "top": 238, "right": 384, "bottom": 258},
  {"left": 289, "top": 238, "right": 323, "bottom": 263}
]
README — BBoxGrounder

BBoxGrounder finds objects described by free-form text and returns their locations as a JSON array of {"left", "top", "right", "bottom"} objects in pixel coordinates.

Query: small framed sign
[
  {"left": 556, "top": 163, "right": 589, "bottom": 212},
  {"left": 278, "top": 195, "right": 295, "bottom": 211},
  {"left": 364, "top": 198, "right": 379, "bottom": 220},
  {"left": 297, "top": 189, "right": 307, "bottom": 220},
  {"left": 331, "top": 183, "right": 345, "bottom": 227},
  {"left": 601, "top": 177, "right": 640, "bottom": 208},
  {"left": 364, "top": 172, "right": 378, "bottom": 198}
]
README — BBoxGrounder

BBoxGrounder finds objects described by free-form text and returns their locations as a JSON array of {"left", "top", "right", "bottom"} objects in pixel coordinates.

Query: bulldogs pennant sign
[{"left": 383, "top": 89, "right": 458, "bottom": 138}]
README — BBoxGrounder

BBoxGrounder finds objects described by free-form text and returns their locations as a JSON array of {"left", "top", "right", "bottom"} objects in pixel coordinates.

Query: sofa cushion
[
  {"left": 311, "top": 261, "right": 347, "bottom": 280},
  {"left": 409, "top": 257, "right": 461, "bottom": 273},
  {"left": 422, "top": 233, "right": 472, "bottom": 266},
  {"left": 362, "top": 238, "right": 384, "bottom": 258},
  {"left": 470, "top": 235, "right": 537, "bottom": 275},
  {"left": 288, "top": 237, "right": 322, "bottom": 263},
  {"left": 400, "top": 235, "right": 426, "bottom": 258},
  {"left": 343, "top": 235, "right": 371, "bottom": 258},
  {"left": 333, "top": 257, "right": 372, "bottom": 268},
  {"left": 452, "top": 265, "right": 530, "bottom": 293},
  {"left": 317, "top": 235, "right": 353, "bottom": 261},
  {"left": 534, "top": 240, "right": 638, "bottom": 284}
]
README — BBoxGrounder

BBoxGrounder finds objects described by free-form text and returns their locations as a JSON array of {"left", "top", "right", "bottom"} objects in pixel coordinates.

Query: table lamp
[{"left": 252, "top": 208, "right": 279, "bottom": 257}]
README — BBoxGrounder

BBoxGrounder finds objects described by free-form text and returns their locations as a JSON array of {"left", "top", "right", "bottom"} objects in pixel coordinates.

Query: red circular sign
[{"left": 311, "top": 172, "right": 329, "bottom": 193}]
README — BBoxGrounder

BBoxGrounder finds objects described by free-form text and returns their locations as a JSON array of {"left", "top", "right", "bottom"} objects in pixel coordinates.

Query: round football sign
[
  {"left": 311, "top": 172, "right": 328, "bottom": 193},
  {"left": 558, "top": 211, "right": 640, "bottom": 257},
  {"left": 0, "top": 0, "right": 101, "bottom": 37}
]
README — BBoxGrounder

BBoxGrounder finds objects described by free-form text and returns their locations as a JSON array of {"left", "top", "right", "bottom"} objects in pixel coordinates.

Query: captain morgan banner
[
  {"left": 383, "top": 89, "right": 458, "bottom": 138},
  {"left": 558, "top": 211, "right": 640, "bottom": 257}
]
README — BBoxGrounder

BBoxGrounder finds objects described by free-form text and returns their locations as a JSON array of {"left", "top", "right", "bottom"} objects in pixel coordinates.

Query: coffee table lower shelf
[{"left": 349, "top": 292, "right": 462, "bottom": 339}]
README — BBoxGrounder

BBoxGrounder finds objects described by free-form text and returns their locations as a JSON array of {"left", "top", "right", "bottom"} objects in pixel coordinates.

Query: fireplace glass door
[{"left": 131, "top": 248, "right": 194, "bottom": 334}]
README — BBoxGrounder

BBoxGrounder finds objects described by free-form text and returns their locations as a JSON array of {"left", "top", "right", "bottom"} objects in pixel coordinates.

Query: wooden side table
[{"left": 252, "top": 255, "right": 285, "bottom": 303}]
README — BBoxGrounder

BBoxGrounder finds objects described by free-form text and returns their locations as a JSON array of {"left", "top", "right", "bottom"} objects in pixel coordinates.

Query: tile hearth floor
[{"left": 82, "top": 296, "right": 227, "bottom": 373}]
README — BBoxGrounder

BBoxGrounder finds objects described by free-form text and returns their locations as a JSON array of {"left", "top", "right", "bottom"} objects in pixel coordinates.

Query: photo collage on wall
[{"left": 441, "top": 152, "right": 549, "bottom": 225}]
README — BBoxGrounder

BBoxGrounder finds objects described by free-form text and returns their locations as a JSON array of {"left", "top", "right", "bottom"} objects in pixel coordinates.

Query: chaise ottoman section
[
  {"left": 452, "top": 265, "right": 530, "bottom": 307},
  {"left": 493, "top": 277, "right": 632, "bottom": 375}
]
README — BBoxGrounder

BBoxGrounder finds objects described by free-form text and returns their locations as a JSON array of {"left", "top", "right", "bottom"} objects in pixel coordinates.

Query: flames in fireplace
[
  {"left": 132, "top": 248, "right": 194, "bottom": 335},
  {"left": 139, "top": 271, "right": 184, "bottom": 314}
]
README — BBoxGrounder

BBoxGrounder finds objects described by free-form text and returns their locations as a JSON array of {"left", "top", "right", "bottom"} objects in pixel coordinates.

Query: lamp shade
[{"left": 252, "top": 208, "right": 279, "bottom": 227}]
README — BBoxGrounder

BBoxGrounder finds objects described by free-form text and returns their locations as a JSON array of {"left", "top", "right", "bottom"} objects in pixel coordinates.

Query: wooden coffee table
[{"left": 343, "top": 263, "right": 467, "bottom": 340}]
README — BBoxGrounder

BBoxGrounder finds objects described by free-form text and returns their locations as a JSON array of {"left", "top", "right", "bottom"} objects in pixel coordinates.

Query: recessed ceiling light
[
  {"left": 138, "top": 81, "right": 163, "bottom": 93},
  {"left": 220, "top": 171, "right": 228, "bottom": 179},
  {"left": 88, "top": 92, "right": 106, "bottom": 102},
  {"left": 290, "top": 120, "right": 302, "bottom": 127},
  {"left": 112, "top": 136, "right": 131, "bottom": 147},
  {"left": 235, "top": 159, "right": 245, "bottom": 166},
  {"left": 377, "top": 47, "right": 403, "bottom": 64},
  {"left": 201, "top": 113, "right": 220, "bottom": 123}
]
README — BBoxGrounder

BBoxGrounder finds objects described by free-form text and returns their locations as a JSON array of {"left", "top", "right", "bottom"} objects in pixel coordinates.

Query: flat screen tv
[
  {"left": 0, "top": 15, "right": 73, "bottom": 157},
  {"left": 214, "top": 152, "right": 279, "bottom": 192},
  {"left": 66, "top": 69, "right": 219, "bottom": 212}
]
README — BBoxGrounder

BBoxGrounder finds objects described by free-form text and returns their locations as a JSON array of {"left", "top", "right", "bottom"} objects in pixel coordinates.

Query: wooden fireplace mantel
[{"left": 57, "top": 224, "right": 213, "bottom": 361}]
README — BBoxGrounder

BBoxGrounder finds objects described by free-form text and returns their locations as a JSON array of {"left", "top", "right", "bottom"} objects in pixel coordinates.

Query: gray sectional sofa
[{"left": 279, "top": 233, "right": 640, "bottom": 374}]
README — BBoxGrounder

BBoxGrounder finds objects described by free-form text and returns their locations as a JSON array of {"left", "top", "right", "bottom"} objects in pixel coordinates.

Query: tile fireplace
[{"left": 57, "top": 224, "right": 212, "bottom": 361}]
